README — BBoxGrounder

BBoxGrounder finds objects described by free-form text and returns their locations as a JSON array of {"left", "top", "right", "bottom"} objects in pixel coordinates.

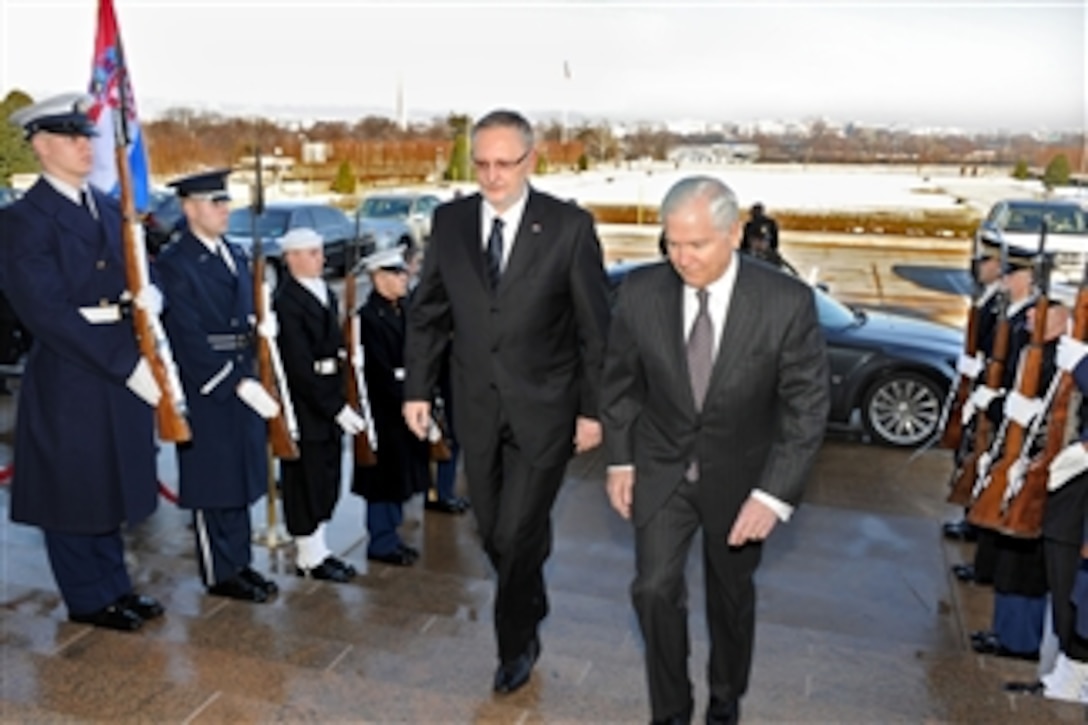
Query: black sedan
[{"left": 607, "top": 259, "right": 962, "bottom": 447}]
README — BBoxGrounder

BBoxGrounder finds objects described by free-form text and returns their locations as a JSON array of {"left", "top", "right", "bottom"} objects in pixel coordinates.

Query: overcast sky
[{"left": 1, "top": 0, "right": 1084, "bottom": 132}]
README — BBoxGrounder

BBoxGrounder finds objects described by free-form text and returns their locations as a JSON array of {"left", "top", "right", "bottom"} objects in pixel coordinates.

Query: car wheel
[{"left": 860, "top": 371, "right": 944, "bottom": 447}]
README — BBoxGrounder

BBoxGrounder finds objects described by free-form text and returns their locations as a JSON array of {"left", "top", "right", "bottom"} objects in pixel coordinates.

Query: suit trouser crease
[
  {"left": 462, "top": 421, "right": 566, "bottom": 663},
  {"left": 44, "top": 529, "right": 132, "bottom": 615},
  {"left": 194, "top": 507, "right": 253, "bottom": 586},
  {"left": 632, "top": 476, "right": 761, "bottom": 719}
]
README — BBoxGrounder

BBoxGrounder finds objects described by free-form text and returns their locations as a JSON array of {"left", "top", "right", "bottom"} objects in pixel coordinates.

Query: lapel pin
[{"left": 531, "top": 222, "right": 541, "bottom": 234}]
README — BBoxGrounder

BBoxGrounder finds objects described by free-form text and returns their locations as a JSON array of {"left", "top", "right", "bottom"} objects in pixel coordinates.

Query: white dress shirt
[
  {"left": 297, "top": 276, "right": 329, "bottom": 307},
  {"left": 480, "top": 187, "right": 529, "bottom": 272}
]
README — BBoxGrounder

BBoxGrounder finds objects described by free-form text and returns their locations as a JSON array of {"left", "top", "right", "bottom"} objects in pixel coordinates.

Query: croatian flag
[{"left": 88, "top": 0, "right": 150, "bottom": 211}]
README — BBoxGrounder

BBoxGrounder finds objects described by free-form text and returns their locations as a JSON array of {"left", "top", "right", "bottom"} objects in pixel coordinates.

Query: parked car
[
  {"left": 976, "top": 199, "right": 1088, "bottom": 288},
  {"left": 0, "top": 186, "right": 19, "bottom": 208},
  {"left": 356, "top": 192, "right": 442, "bottom": 251},
  {"left": 226, "top": 201, "right": 360, "bottom": 289},
  {"left": 142, "top": 188, "right": 186, "bottom": 256},
  {"left": 606, "top": 259, "right": 961, "bottom": 447}
]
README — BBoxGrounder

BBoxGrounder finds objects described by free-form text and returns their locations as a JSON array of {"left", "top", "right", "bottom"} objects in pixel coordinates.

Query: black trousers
[
  {"left": 193, "top": 507, "right": 252, "bottom": 586},
  {"left": 632, "top": 476, "right": 762, "bottom": 721},
  {"left": 1045, "top": 538, "right": 1088, "bottom": 661},
  {"left": 462, "top": 421, "right": 566, "bottom": 663},
  {"left": 281, "top": 437, "right": 342, "bottom": 536},
  {"left": 44, "top": 529, "right": 132, "bottom": 615}
]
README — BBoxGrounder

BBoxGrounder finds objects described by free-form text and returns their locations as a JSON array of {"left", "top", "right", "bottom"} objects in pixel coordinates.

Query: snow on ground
[{"left": 437, "top": 163, "right": 1085, "bottom": 215}]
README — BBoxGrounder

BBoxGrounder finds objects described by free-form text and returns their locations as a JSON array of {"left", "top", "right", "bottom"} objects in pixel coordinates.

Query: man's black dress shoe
[
  {"left": 651, "top": 702, "right": 693, "bottom": 725},
  {"left": 116, "top": 593, "right": 164, "bottom": 620},
  {"left": 240, "top": 566, "right": 279, "bottom": 595},
  {"left": 425, "top": 497, "right": 470, "bottom": 514},
  {"left": 1004, "top": 680, "right": 1045, "bottom": 695},
  {"left": 398, "top": 543, "right": 420, "bottom": 561},
  {"left": 69, "top": 603, "right": 143, "bottom": 631},
  {"left": 367, "top": 549, "right": 414, "bottom": 566},
  {"left": 705, "top": 696, "right": 739, "bottom": 724},
  {"left": 942, "top": 519, "right": 978, "bottom": 542},
  {"left": 297, "top": 556, "right": 356, "bottom": 582},
  {"left": 971, "top": 633, "right": 1039, "bottom": 661},
  {"left": 208, "top": 575, "right": 269, "bottom": 603},
  {"left": 493, "top": 637, "right": 541, "bottom": 694}
]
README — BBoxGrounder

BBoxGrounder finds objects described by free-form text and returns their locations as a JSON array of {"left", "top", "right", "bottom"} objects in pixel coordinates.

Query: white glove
[
  {"left": 335, "top": 404, "right": 366, "bottom": 435},
  {"left": 956, "top": 352, "right": 984, "bottom": 381},
  {"left": 257, "top": 311, "right": 279, "bottom": 340},
  {"left": 133, "top": 284, "right": 164, "bottom": 317},
  {"left": 1049, "top": 442, "right": 1088, "bottom": 491},
  {"left": 969, "top": 385, "right": 1001, "bottom": 413},
  {"left": 1057, "top": 335, "right": 1088, "bottom": 373},
  {"left": 126, "top": 357, "right": 162, "bottom": 407},
  {"left": 236, "top": 378, "right": 280, "bottom": 420},
  {"left": 1003, "top": 391, "right": 1045, "bottom": 428},
  {"left": 1007, "top": 457, "right": 1027, "bottom": 493}
]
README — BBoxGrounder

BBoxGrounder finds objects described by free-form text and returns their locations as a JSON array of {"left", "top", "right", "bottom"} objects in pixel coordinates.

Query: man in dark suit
[
  {"left": 274, "top": 227, "right": 362, "bottom": 582},
  {"left": 740, "top": 202, "right": 779, "bottom": 252},
  {"left": 403, "top": 109, "right": 610, "bottom": 694},
  {"left": 601, "top": 176, "right": 830, "bottom": 724},
  {"left": 1, "top": 93, "right": 164, "bottom": 631},
  {"left": 155, "top": 169, "right": 281, "bottom": 603}
]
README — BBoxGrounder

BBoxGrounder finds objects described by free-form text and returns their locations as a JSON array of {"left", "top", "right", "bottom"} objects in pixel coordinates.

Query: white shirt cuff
[
  {"left": 608, "top": 464, "right": 635, "bottom": 473},
  {"left": 751, "top": 489, "right": 793, "bottom": 522}
]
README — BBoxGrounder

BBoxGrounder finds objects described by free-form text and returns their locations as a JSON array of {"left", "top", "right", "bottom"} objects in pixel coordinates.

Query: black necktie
[
  {"left": 486, "top": 217, "right": 504, "bottom": 290},
  {"left": 79, "top": 189, "right": 95, "bottom": 220},
  {"left": 687, "top": 288, "right": 713, "bottom": 411}
]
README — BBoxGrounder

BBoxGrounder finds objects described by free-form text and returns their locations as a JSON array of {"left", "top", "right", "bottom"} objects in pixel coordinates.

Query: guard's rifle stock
[
  {"left": 947, "top": 289, "right": 1010, "bottom": 505},
  {"left": 250, "top": 148, "right": 299, "bottom": 460},
  {"left": 938, "top": 234, "right": 986, "bottom": 450},
  {"left": 1002, "top": 247, "right": 1085, "bottom": 538},
  {"left": 342, "top": 220, "right": 378, "bottom": 466},
  {"left": 113, "top": 42, "right": 190, "bottom": 442},
  {"left": 429, "top": 394, "right": 453, "bottom": 462},
  {"left": 969, "top": 226, "right": 1050, "bottom": 528}
]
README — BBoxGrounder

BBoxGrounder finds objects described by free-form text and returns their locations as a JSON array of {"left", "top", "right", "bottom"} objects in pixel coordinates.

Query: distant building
[{"left": 667, "top": 142, "right": 760, "bottom": 165}]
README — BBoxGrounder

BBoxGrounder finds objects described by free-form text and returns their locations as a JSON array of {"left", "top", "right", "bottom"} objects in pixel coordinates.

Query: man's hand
[
  {"left": 403, "top": 400, "right": 431, "bottom": 440},
  {"left": 727, "top": 496, "right": 778, "bottom": 547},
  {"left": 606, "top": 468, "right": 634, "bottom": 520},
  {"left": 574, "top": 416, "right": 602, "bottom": 454}
]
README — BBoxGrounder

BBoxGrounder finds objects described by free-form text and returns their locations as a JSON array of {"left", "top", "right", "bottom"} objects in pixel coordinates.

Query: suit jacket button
[
  {"left": 230, "top": 318, "right": 238, "bottom": 326},
  {"left": 96, "top": 259, "right": 106, "bottom": 270}
]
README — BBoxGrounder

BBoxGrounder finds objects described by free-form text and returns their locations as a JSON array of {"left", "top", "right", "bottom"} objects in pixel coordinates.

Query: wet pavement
[{"left": 2, "top": 236, "right": 1086, "bottom": 722}]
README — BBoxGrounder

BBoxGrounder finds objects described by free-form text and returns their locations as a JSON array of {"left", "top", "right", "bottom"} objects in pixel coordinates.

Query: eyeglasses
[{"left": 471, "top": 149, "right": 530, "bottom": 173}]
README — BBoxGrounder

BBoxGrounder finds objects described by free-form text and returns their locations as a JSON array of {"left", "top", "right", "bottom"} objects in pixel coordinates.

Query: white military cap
[
  {"left": 363, "top": 247, "right": 408, "bottom": 272},
  {"left": 280, "top": 227, "right": 324, "bottom": 252},
  {"left": 9, "top": 92, "right": 97, "bottom": 138}
]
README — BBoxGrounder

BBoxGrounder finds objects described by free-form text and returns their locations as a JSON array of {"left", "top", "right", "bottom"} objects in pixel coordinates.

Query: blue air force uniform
[
  {"left": 154, "top": 170, "right": 272, "bottom": 600},
  {"left": 0, "top": 93, "right": 161, "bottom": 629}
]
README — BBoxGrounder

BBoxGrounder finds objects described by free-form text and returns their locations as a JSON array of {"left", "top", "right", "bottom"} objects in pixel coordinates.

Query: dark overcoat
[
  {"left": 0, "top": 180, "right": 156, "bottom": 533},
  {"left": 273, "top": 276, "right": 346, "bottom": 441},
  {"left": 352, "top": 290, "right": 429, "bottom": 503},
  {"left": 155, "top": 231, "right": 266, "bottom": 508}
]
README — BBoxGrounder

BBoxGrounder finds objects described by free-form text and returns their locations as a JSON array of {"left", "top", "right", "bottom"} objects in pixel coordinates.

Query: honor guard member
[
  {"left": 154, "top": 169, "right": 280, "bottom": 602},
  {"left": 352, "top": 247, "right": 431, "bottom": 566},
  {"left": 273, "top": 227, "right": 363, "bottom": 581},
  {"left": 1, "top": 93, "right": 164, "bottom": 630}
]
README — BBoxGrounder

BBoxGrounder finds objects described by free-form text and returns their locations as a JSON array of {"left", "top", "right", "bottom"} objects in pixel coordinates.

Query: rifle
[
  {"left": 342, "top": 221, "right": 378, "bottom": 466},
  {"left": 968, "top": 226, "right": 1050, "bottom": 529},
  {"left": 947, "top": 288, "right": 1010, "bottom": 505},
  {"left": 1003, "top": 252, "right": 1086, "bottom": 538},
  {"left": 250, "top": 148, "right": 299, "bottom": 460},
  {"left": 938, "top": 235, "right": 986, "bottom": 450},
  {"left": 429, "top": 394, "right": 453, "bottom": 462},
  {"left": 113, "top": 41, "right": 190, "bottom": 442}
]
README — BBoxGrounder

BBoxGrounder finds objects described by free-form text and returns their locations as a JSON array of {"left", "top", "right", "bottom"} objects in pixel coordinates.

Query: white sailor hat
[
  {"left": 280, "top": 227, "right": 324, "bottom": 252},
  {"left": 362, "top": 247, "right": 408, "bottom": 272},
  {"left": 8, "top": 92, "right": 97, "bottom": 138}
]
